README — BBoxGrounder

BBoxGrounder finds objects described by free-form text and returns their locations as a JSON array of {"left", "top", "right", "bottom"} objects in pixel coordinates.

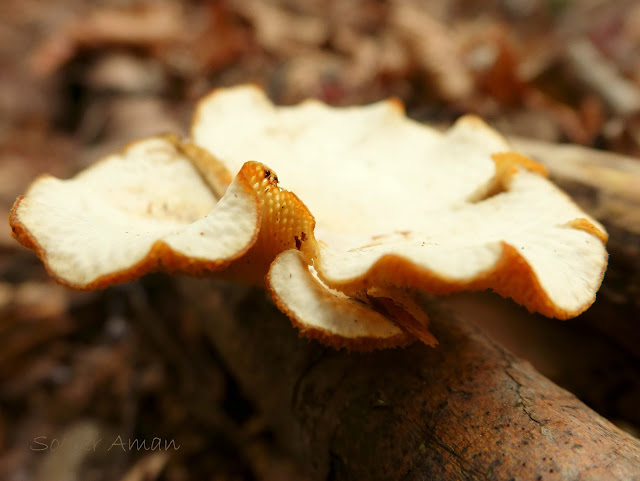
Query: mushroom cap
[
  {"left": 10, "top": 135, "right": 260, "bottom": 288},
  {"left": 9, "top": 85, "right": 609, "bottom": 351},
  {"left": 267, "top": 249, "right": 415, "bottom": 350},
  {"left": 192, "top": 85, "right": 608, "bottom": 320}
]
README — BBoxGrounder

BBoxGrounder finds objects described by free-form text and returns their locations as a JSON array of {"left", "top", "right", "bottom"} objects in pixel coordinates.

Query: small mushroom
[{"left": 10, "top": 86, "right": 608, "bottom": 350}]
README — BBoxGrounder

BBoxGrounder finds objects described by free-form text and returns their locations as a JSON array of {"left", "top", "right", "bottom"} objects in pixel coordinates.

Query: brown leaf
[
  {"left": 30, "top": 2, "right": 188, "bottom": 75},
  {"left": 390, "top": 1, "right": 473, "bottom": 102}
]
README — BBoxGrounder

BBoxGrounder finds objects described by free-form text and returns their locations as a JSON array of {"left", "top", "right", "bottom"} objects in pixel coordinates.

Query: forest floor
[{"left": 1, "top": 1, "right": 639, "bottom": 479}]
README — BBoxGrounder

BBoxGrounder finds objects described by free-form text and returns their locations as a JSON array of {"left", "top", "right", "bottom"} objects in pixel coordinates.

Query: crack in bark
[
  {"left": 431, "top": 436, "right": 487, "bottom": 480},
  {"left": 505, "top": 364, "right": 547, "bottom": 427}
]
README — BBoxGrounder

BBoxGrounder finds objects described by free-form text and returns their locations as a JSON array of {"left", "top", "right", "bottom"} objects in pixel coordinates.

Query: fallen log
[{"left": 183, "top": 280, "right": 640, "bottom": 480}]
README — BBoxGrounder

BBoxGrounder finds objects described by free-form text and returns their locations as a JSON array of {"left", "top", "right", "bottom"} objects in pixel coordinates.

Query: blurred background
[{"left": 1, "top": 1, "right": 639, "bottom": 480}]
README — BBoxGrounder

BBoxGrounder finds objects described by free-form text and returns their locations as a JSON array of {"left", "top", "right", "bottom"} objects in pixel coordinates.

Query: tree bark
[{"left": 183, "top": 280, "right": 640, "bottom": 480}]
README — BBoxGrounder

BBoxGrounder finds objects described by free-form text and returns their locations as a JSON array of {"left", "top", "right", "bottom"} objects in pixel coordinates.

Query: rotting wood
[{"left": 184, "top": 280, "right": 640, "bottom": 481}]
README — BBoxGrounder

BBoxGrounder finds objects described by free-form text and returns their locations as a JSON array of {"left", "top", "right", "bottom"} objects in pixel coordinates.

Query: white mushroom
[
  {"left": 10, "top": 136, "right": 260, "bottom": 288},
  {"left": 10, "top": 85, "right": 608, "bottom": 350},
  {"left": 192, "top": 85, "right": 608, "bottom": 340}
]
